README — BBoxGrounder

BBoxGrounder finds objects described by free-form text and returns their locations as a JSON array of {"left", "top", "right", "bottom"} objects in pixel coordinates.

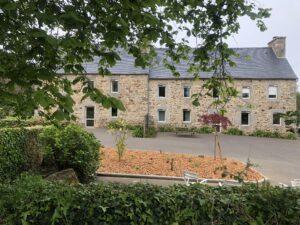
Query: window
[
  {"left": 111, "top": 80, "right": 119, "bottom": 93},
  {"left": 111, "top": 107, "right": 118, "bottom": 118},
  {"left": 158, "top": 85, "right": 166, "bottom": 97},
  {"left": 158, "top": 109, "right": 166, "bottom": 122},
  {"left": 86, "top": 107, "right": 94, "bottom": 127},
  {"left": 242, "top": 87, "right": 250, "bottom": 99},
  {"left": 183, "top": 86, "right": 190, "bottom": 97},
  {"left": 268, "top": 86, "right": 277, "bottom": 99},
  {"left": 87, "top": 80, "right": 94, "bottom": 89},
  {"left": 241, "top": 111, "right": 250, "bottom": 125},
  {"left": 273, "top": 113, "right": 281, "bottom": 125},
  {"left": 183, "top": 109, "right": 191, "bottom": 122},
  {"left": 212, "top": 88, "right": 219, "bottom": 98}
]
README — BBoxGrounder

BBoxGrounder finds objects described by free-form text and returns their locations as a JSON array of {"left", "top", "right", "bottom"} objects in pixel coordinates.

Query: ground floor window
[
  {"left": 273, "top": 113, "right": 281, "bottom": 125},
  {"left": 183, "top": 109, "right": 191, "bottom": 122},
  {"left": 241, "top": 111, "right": 250, "bottom": 125},
  {"left": 86, "top": 106, "right": 95, "bottom": 127},
  {"left": 158, "top": 109, "right": 166, "bottom": 122},
  {"left": 111, "top": 107, "right": 118, "bottom": 118}
]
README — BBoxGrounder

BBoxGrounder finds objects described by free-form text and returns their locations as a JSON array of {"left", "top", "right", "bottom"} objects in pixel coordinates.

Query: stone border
[{"left": 97, "top": 172, "right": 267, "bottom": 184}]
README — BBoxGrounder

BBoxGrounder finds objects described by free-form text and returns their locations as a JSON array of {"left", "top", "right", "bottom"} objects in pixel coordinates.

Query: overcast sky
[
  {"left": 228, "top": 0, "right": 300, "bottom": 88},
  {"left": 183, "top": 0, "right": 299, "bottom": 89}
]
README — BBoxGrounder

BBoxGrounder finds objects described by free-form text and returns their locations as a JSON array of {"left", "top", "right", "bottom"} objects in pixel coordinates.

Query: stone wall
[
  {"left": 149, "top": 79, "right": 297, "bottom": 133},
  {"left": 69, "top": 74, "right": 148, "bottom": 127},
  {"left": 69, "top": 74, "right": 297, "bottom": 132}
]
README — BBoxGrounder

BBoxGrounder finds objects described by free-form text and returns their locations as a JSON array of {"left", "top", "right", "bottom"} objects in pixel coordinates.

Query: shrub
[
  {"left": 224, "top": 127, "right": 244, "bottom": 136},
  {"left": 284, "top": 132, "right": 297, "bottom": 140},
  {"left": 158, "top": 126, "right": 175, "bottom": 132},
  {"left": 131, "top": 125, "right": 144, "bottom": 137},
  {"left": 39, "top": 124, "right": 100, "bottom": 183},
  {"left": 250, "top": 130, "right": 297, "bottom": 140},
  {"left": 0, "top": 127, "right": 42, "bottom": 181},
  {"left": 1, "top": 175, "right": 300, "bottom": 225},
  {"left": 132, "top": 126, "right": 157, "bottom": 138},
  {"left": 0, "top": 116, "right": 51, "bottom": 128},
  {"left": 196, "top": 126, "right": 214, "bottom": 134}
]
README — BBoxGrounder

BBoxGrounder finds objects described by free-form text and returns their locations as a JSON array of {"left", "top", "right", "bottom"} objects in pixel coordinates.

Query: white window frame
[
  {"left": 111, "top": 107, "right": 118, "bottom": 118},
  {"left": 183, "top": 86, "right": 191, "bottom": 98},
  {"left": 242, "top": 86, "right": 250, "bottom": 99},
  {"left": 268, "top": 85, "right": 278, "bottom": 99},
  {"left": 241, "top": 111, "right": 250, "bottom": 126},
  {"left": 183, "top": 109, "right": 191, "bottom": 123},
  {"left": 111, "top": 80, "right": 119, "bottom": 93},
  {"left": 85, "top": 106, "right": 95, "bottom": 127},
  {"left": 157, "top": 109, "right": 166, "bottom": 123},
  {"left": 158, "top": 85, "right": 166, "bottom": 98},
  {"left": 272, "top": 112, "right": 282, "bottom": 126}
]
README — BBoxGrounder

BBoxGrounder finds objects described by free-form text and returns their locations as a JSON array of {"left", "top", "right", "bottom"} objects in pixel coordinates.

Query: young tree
[
  {"left": 199, "top": 113, "right": 231, "bottom": 160},
  {"left": 0, "top": 1, "right": 270, "bottom": 120}
]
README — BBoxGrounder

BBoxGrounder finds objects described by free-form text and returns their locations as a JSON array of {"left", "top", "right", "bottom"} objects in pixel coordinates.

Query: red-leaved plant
[
  {"left": 199, "top": 113, "right": 231, "bottom": 130},
  {"left": 199, "top": 113, "right": 231, "bottom": 159}
]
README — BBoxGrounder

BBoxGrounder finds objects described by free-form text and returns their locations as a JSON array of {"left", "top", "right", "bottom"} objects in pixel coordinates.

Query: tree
[
  {"left": 0, "top": 1, "right": 270, "bottom": 120},
  {"left": 199, "top": 113, "right": 231, "bottom": 160}
]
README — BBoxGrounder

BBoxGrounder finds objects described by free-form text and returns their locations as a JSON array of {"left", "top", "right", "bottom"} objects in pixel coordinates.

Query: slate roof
[{"left": 60, "top": 47, "right": 297, "bottom": 80}]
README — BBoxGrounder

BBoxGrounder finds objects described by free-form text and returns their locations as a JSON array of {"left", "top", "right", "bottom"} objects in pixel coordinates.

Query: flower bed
[{"left": 99, "top": 147, "right": 264, "bottom": 181}]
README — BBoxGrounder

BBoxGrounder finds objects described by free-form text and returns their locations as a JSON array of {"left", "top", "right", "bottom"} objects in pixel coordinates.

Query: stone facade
[
  {"left": 70, "top": 74, "right": 297, "bottom": 133},
  {"left": 69, "top": 74, "right": 148, "bottom": 127}
]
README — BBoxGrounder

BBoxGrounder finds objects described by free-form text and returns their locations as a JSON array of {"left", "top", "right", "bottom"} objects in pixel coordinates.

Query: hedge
[
  {"left": 0, "top": 127, "right": 42, "bottom": 182},
  {"left": 0, "top": 117, "right": 51, "bottom": 128},
  {"left": 0, "top": 175, "right": 300, "bottom": 225}
]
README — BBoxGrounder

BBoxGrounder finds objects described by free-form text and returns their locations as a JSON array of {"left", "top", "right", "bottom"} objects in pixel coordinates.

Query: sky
[
  {"left": 227, "top": 0, "right": 300, "bottom": 89},
  {"left": 180, "top": 0, "right": 300, "bottom": 89}
]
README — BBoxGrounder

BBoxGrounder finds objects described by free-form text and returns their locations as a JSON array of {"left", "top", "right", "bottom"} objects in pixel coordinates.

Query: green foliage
[
  {"left": 0, "top": 1, "right": 270, "bottom": 119},
  {"left": 158, "top": 126, "right": 175, "bottom": 132},
  {"left": 0, "top": 128, "right": 42, "bottom": 182},
  {"left": 131, "top": 125, "right": 144, "bottom": 138},
  {"left": 297, "top": 92, "right": 300, "bottom": 111},
  {"left": 224, "top": 127, "right": 244, "bottom": 136},
  {"left": 196, "top": 126, "right": 214, "bottom": 134},
  {"left": 1, "top": 175, "right": 300, "bottom": 225},
  {"left": 250, "top": 130, "right": 296, "bottom": 140},
  {"left": 0, "top": 117, "right": 51, "bottom": 128},
  {"left": 107, "top": 119, "right": 128, "bottom": 161},
  {"left": 39, "top": 124, "right": 100, "bottom": 183},
  {"left": 131, "top": 126, "right": 157, "bottom": 138}
]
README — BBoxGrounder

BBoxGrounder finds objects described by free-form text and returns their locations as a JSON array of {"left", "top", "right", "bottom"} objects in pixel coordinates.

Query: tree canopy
[{"left": 0, "top": 0, "right": 270, "bottom": 120}]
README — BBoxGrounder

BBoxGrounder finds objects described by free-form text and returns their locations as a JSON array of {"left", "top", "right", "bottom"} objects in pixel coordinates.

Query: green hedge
[
  {"left": 1, "top": 175, "right": 300, "bottom": 225},
  {"left": 0, "top": 127, "right": 42, "bottom": 182},
  {"left": 224, "top": 127, "right": 244, "bottom": 136},
  {"left": 250, "top": 130, "right": 297, "bottom": 140},
  {"left": 0, "top": 117, "right": 51, "bottom": 128},
  {"left": 39, "top": 124, "right": 100, "bottom": 183}
]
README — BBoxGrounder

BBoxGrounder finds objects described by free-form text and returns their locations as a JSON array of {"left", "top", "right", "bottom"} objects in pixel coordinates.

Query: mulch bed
[{"left": 98, "top": 147, "right": 264, "bottom": 181}]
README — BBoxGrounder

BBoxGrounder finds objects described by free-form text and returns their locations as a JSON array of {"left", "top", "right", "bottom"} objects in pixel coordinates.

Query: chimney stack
[{"left": 268, "top": 36, "right": 286, "bottom": 58}]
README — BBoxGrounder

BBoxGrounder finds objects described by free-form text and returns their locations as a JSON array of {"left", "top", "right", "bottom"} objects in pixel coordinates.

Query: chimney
[{"left": 268, "top": 36, "right": 286, "bottom": 58}]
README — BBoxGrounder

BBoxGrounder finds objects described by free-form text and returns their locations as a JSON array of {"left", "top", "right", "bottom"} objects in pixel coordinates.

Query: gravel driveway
[{"left": 90, "top": 128, "right": 300, "bottom": 185}]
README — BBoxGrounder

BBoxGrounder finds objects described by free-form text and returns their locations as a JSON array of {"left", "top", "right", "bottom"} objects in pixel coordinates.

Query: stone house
[{"left": 67, "top": 37, "right": 298, "bottom": 133}]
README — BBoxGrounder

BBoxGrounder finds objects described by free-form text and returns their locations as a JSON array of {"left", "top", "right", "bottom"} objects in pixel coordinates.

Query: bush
[
  {"left": 250, "top": 130, "right": 297, "bottom": 140},
  {"left": 131, "top": 125, "right": 144, "bottom": 137},
  {"left": 1, "top": 175, "right": 300, "bottom": 225},
  {"left": 196, "top": 126, "right": 214, "bottom": 134},
  {"left": 0, "top": 127, "right": 42, "bottom": 181},
  {"left": 158, "top": 126, "right": 175, "bottom": 132},
  {"left": 39, "top": 124, "right": 100, "bottom": 183},
  {"left": 0, "top": 117, "right": 51, "bottom": 128},
  {"left": 131, "top": 126, "right": 157, "bottom": 138},
  {"left": 224, "top": 127, "right": 244, "bottom": 136}
]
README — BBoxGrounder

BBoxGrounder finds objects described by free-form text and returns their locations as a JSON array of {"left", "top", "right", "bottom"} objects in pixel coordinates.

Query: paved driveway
[{"left": 90, "top": 128, "right": 300, "bottom": 185}]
